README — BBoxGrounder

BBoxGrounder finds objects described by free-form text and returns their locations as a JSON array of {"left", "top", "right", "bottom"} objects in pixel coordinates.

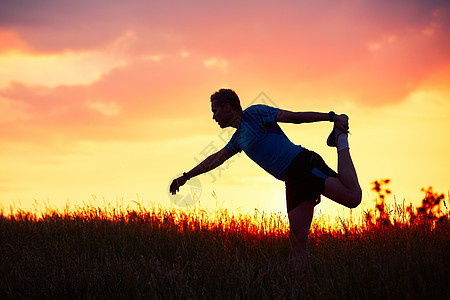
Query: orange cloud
[{"left": 0, "top": 30, "right": 29, "bottom": 52}]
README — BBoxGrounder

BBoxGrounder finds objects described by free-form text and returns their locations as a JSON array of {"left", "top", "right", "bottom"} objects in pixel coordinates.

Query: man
[{"left": 170, "top": 89, "right": 362, "bottom": 265}]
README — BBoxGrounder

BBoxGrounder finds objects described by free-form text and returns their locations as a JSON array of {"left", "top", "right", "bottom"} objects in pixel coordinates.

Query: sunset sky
[{"left": 1, "top": 0, "right": 449, "bottom": 219}]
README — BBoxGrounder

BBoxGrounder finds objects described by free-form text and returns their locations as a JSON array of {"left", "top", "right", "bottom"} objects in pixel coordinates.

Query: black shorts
[{"left": 285, "top": 149, "right": 338, "bottom": 212}]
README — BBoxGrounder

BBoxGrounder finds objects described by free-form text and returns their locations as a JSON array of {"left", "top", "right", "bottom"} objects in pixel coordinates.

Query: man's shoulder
[
  {"left": 246, "top": 104, "right": 273, "bottom": 110},
  {"left": 244, "top": 104, "right": 276, "bottom": 113}
]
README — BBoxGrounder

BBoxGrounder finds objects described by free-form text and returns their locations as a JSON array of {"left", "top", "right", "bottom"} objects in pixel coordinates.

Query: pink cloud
[
  {"left": 1, "top": 0, "right": 449, "bottom": 144},
  {"left": 0, "top": 54, "right": 226, "bottom": 142}
]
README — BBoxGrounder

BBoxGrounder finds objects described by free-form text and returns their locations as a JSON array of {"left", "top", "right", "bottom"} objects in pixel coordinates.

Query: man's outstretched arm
[
  {"left": 169, "top": 147, "right": 236, "bottom": 195},
  {"left": 276, "top": 109, "right": 349, "bottom": 133}
]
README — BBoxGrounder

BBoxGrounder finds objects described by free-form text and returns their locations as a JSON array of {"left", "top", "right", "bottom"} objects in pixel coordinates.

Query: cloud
[
  {"left": 1, "top": 0, "right": 449, "bottom": 137},
  {"left": 85, "top": 100, "right": 121, "bottom": 116},
  {"left": 0, "top": 53, "right": 228, "bottom": 143},
  {"left": 0, "top": 49, "right": 125, "bottom": 89},
  {"left": 203, "top": 57, "right": 228, "bottom": 73},
  {"left": 0, "top": 30, "right": 29, "bottom": 52}
]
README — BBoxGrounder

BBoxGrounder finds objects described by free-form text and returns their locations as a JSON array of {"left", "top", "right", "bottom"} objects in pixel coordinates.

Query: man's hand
[
  {"left": 334, "top": 114, "right": 349, "bottom": 133},
  {"left": 169, "top": 176, "right": 187, "bottom": 195}
]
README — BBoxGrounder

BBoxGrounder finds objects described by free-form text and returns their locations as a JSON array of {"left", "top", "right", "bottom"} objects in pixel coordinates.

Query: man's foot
[
  {"left": 327, "top": 114, "right": 349, "bottom": 148},
  {"left": 327, "top": 127, "right": 338, "bottom": 147}
]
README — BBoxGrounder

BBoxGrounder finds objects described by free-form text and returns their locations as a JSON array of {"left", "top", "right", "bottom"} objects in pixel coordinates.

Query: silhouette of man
[{"left": 170, "top": 89, "right": 362, "bottom": 266}]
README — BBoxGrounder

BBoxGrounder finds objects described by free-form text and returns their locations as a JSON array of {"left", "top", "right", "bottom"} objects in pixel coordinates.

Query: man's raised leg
[{"left": 323, "top": 133, "right": 362, "bottom": 208}]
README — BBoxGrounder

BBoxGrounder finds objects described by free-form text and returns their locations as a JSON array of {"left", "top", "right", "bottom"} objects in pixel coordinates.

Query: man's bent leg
[
  {"left": 323, "top": 148, "right": 362, "bottom": 208},
  {"left": 288, "top": 199, "right": 316, "bottom": 270}
]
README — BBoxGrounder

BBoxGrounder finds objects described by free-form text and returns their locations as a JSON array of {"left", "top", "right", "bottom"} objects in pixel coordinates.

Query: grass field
[{"left": 1, "top": 182, "right": 449, "bottom": 299}]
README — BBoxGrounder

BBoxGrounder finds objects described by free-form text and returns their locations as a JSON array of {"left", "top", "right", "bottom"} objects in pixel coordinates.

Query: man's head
[
  {"left": 210, "top": 89, "right": 242, "bottom": 112},
  {"left": 210, "top": 88, "right": 242, "bottom": 129}
]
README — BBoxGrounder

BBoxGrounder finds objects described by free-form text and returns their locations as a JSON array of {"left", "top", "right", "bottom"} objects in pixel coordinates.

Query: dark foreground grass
[{"left": 1, "top": 187, "right": 449, "bottom": 299}]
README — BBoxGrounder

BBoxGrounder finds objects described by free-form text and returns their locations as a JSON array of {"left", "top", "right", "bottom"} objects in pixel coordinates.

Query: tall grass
[{"left": 1, "top": 182, "right": 449, "bottom": 299}]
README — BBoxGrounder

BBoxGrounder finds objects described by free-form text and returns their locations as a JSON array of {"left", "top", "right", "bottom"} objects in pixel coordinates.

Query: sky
[{"left": 1, "top": 0, "right": 449, "bottom": 220}]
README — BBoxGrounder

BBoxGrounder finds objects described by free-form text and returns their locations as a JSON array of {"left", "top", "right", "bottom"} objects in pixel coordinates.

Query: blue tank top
[{"left": 224, "top": 105, "right": 303, "bottom": 181}]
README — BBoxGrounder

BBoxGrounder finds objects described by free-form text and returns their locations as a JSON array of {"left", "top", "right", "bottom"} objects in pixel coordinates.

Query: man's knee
[{"left": 348, "top": 188, "right": 362, "bottom": 208}]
